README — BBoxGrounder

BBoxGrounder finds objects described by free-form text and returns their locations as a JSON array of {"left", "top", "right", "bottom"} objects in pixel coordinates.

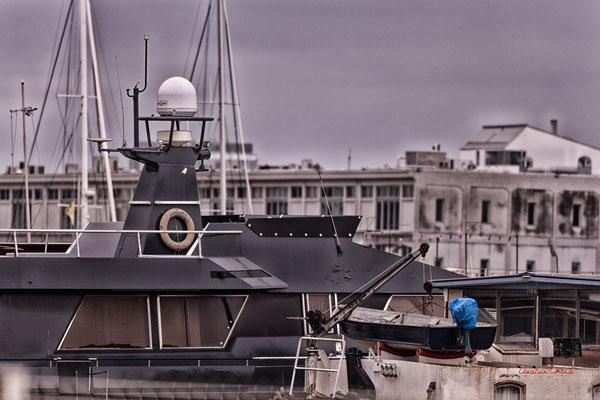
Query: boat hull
[{"left": 340, "top": 319, "right": 497, "bottom": 352}]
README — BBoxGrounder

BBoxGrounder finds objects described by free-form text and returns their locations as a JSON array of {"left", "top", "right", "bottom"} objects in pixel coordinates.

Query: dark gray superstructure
[{"left": 0, "top": 71, "right": 461, "bottom": 398}]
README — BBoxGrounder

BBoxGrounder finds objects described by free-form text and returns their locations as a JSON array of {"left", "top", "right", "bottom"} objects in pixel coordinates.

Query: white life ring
[{"left": 159, "top": 208, "right": 195, "bottom": 252}]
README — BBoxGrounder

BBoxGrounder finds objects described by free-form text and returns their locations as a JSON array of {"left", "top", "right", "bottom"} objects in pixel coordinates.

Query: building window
[
  {"left": 361, "top": 186, "right": 373, "bottom": 198},
  {"left": 199, "top": 188, "right": 210, "bottom": 198},
  {"left": 236, "top": 187, "right": 247, "bottom": 199},
  {"left": 48, "top": 189, "right": 59, "bottom": 200},
  {"left": 159, "top": 295, "right": 247, "bottom": 348},
  {"left": 527, "top": 202, "right": 535, "bottom": 226},
  {"left": 572, "top": 204, "right": 581, "bottom": 227},
  {"left": 291, "top": 186, "right": 302, "bottom": 199},
  {"left": 481, "top": 200, "right": 490, "bottom": 224},
  {"left": 402, "top": 184, "right": 414, "bottom": 198},
  {"left": 306, "top": 186, "right": 318, "bottom": 198},
  {"left": 526, "top": 260, "right": 535, "bottom": 272},
  {"left": 495, "top": 382, "right": 524, "bottom": 400},
  {"left": 572, "top": 262, "right": 580, "bottom": 274},
  {"left": 60, "top": 295, "right": 150, "bottom": 349},
  {"left": 321, "top": 187, "right": 344, "bottom": 215},
  {"left": 480, "top": 259, "right": 489, "bottom": 277},
  {"left": 34, "top": 189, "right": 42, "bottom": 200},
  {"left": 11, "top": 203, "right": 31, "bottom": 229},
  {"left": 346, "top": 185, "right": 355, "bottom": 198},
  {"left": 435, "top": 257, "right": 443, "bottom": 267},
  {"left": 62, "top": 189, "right": 75, "bottom": 200},
  {"left": 0, "top": 189, "right": 9, "bottom": 200},
  {"left": 266, "top": 187, "right": 288, "bottom": 215},
  {"left": 251, "top": 187, "right": 263, "bottom": 199},
  {"left": 376, "top": 186, "right": 400, "bottom": 230},
  {"left": 435, "top": 198, "right": 444, "bottom": 222},
  {"left": 212, "top": 188, "right": 220, "bottom": 198}
]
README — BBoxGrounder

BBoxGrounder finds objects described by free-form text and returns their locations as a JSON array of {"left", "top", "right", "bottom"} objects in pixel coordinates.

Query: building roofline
[{"left": 431, "top": 272, "right": 600, "bottom": 290}]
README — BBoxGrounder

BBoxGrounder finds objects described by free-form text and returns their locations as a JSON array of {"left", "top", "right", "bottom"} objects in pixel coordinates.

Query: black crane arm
[{"left": 311, "top": 242, "right": 430, "bottom": 338}]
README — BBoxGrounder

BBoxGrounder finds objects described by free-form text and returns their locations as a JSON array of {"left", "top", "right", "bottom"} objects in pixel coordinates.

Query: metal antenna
[
  {"left": 115, "top": 56, "right": 126, "bottom": 147},
  {"left": 316, "top": 167, "right": 342, "bottom": 255},
  {"left": 126, "top": 35, "right": 149, "bottom": 148}
]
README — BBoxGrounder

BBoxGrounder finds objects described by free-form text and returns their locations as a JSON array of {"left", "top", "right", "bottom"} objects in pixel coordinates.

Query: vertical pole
[
  {"left": 516, "top": 234, "right": 519, "bottom": 274},
  {"left": 576, "top": 290, "right": 581, "bottom": 339},
  {"left": 86, "top": 0, "right": 116, "bottom": 222},
  {"left": 21, "top": 81, "right": 31, "bottom": 243},
  {"left": 80, "top": 0, "right": 89, "bottom": 228},
  {"left": 463, "top": 230, "right": 467, "bottom": 276},
  {"left": 218, "top": 0, "right": 227, "bottom": 214},
  {"left": 223, "top": 2, "right": 253, "bottom": 213}
]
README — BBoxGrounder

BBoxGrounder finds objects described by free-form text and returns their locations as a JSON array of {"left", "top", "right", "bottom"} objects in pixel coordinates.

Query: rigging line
[
  {"left": 115, "top": 56, "right": 126, "bottom": 146},
  {"left": 189, "top": 1, "right": 213, "bottom": 83},
  {"left": 45, "top": 0, "right": 67, "bottom": 87},
  {"left": 10, "top": 111, "right": 16, "bottom": 174},
  {"left": 90, "top": 1, "right": 120, "bottom": 134},
  {"left": 199, "top": 13, "right": 212, "bottom": 116},
  {"left": 26, "top": 0, "right": 75, "bottom": 167},
  {"left": 183, "top": 0, "right": 204, "bottom": 77},
  {"left": 30, "top": 113, "right": 81, "bottom": 225},
  {"left": 316, "top": 168, "right": 343, "bottom": 255},
  {"left": 336, "top": 255, "right": 408, "bottom": 307},
  {"left": 224, "top": 3, "right": 252, "bottom": 213},
  {"left": 91, "top": 82, "right": 109, "bottom": 219}
]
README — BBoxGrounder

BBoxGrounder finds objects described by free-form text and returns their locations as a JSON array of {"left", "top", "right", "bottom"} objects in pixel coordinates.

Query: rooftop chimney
[{"left": 550, "top": 119, "right": 558, "bottom": 136}]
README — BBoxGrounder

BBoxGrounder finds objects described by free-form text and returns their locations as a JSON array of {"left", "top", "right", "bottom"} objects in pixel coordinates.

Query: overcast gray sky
[{"left": 2, "top": 0, "right": 600, "bottom": 171}]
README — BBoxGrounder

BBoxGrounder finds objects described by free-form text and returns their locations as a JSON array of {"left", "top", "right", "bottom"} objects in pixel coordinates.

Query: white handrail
[{"left": 2, "top": 228, "right": 242, "bottom": 259}]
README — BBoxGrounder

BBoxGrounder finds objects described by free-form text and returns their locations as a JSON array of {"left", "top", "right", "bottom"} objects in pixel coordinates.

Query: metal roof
[
  {"left": 460, "top": 125, "right": 527, "bottom": 151},
  {"left": 431, "top": 272, "right": 600, "bottom": 290}
]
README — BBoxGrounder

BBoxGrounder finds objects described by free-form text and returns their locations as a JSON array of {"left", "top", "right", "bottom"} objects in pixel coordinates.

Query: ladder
[{"left": 289, "top": 336, "right": 346, "bottom": 397}]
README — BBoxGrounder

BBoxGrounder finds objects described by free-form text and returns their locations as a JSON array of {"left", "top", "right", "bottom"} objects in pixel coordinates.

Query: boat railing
[
  {"left": 289, "top": 335, "right": 346, "bottom": 397},
  {"left": 0, "top": 228, "right": 242, "bottom": 259}
]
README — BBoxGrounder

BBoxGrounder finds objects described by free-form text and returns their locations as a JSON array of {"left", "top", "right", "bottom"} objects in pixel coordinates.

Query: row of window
[
  {"left": 198, "top": 185, "right": 415, "bottom": 201},
  {"left": 60, "top": 293, "right": 444, "bottom": 350},
  {"left": 60, "top": 295, "right": 247, "bottom": 350},
  {"left": 0, "top": 188, "right": 133, "bottom": 202},
  {"left": 435, "top": 198, "right": 585, "bottom": 229}
]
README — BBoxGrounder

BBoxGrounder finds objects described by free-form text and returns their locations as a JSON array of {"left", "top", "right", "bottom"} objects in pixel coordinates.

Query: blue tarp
[{"left": 449, "top": 297, "right": 478, "bottom": 330}]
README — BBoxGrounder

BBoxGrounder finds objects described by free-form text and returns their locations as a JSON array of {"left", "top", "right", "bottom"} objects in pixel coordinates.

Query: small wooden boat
[{"left": 339, "top": 307, "right": 497, "bottom": 354}]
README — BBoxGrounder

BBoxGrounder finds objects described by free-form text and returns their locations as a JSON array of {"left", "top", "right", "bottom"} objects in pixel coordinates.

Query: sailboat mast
[
  {"left": 218, "top": 0, "right": 227, "bottom": 214},
  {"left": 223, "top": 4, "right": 253, "bottom": 214},
  {"left": 21, "top": 81, "right": 31, "bottom": 243},
  {"left": 79, "top": 0, "right": 89, "bottom": 228},
  {"left": 85, "top": 0, "right": 117, "bottom": 222}
]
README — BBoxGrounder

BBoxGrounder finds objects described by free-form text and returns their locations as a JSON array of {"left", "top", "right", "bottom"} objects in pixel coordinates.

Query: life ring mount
[{"left": 159, "top": 208, "right": 195, "bottom": 252}]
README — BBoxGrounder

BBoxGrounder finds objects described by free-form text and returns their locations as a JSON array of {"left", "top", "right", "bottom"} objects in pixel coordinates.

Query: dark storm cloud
[{"left": 2, "top": 0, "right": 600, "bottom": 171}]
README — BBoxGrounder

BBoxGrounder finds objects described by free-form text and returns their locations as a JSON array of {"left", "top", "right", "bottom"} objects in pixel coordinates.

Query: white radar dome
[{"left": 156, "top": 77, "right": 197, "bottom": 117}]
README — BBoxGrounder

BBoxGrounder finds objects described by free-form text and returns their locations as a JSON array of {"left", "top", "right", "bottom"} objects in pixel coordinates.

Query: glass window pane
[
  {"left": 62, "top": 296, "right": 149, "bottom": 349},
  {"left": 500, "top": 292, "right": 535, "bottom": 343},
  {"left": 160, "top": 296, "right": 246, "bottom": 348},
  {"left": 496, "top": 384, "right": 521, "bottom": 400},
  {"left": 580, "top": 290, "right": 600, "bottom": 345}
]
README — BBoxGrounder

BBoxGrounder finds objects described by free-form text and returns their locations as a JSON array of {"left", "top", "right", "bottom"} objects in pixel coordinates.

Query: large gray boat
[{"left": 0, "top": 39, "right": 460, "bottom": 399}]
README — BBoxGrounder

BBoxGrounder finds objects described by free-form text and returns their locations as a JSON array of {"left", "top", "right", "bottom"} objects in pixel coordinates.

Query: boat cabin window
[
  {"left": 385, "top": 295, "right": 444, "bottom": 317},
  {"left": 159, "top": 295, "right": 247, "bottom": 349},
  {"left": 303, "top": 294, "right": 338, "bottom": 334},
  {"left": 499, "top": 292, "right": 535, "bottom": 343},
  {"left": 495, "top": 382, "right": 524, "bottom": 400},
  {"left": 60, "top": 295, "right": 151, "bottom": 350}
]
